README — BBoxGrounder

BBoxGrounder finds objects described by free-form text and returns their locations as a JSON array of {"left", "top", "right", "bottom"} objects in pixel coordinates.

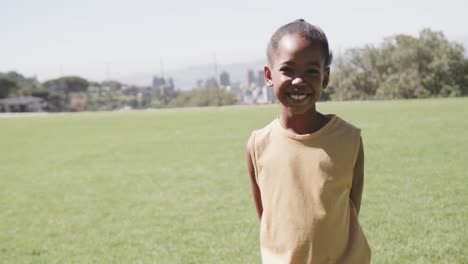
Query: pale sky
[{"left": 1, "top": 0, "right": 467, "bottom": 82}]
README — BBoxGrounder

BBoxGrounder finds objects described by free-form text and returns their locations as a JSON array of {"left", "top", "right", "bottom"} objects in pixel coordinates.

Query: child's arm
[
  {"left": 350, "top": 137, "right": 365, "bottom": 216},
  {"left": 246, "top": 138, "right": 263, "bottom": 220}
]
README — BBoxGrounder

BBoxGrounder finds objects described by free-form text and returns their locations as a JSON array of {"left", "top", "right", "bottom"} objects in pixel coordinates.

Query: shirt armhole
[
  {"left": 248, "top": 131, "right": 259, "bottom": 185},
  {"left": 352, "top": 128, "right": 362, "bottom": 167}
]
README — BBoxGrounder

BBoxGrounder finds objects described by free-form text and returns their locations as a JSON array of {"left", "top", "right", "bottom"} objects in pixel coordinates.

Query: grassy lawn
[{"left": 1, "top": 98, "right": 467, "bottom": 263}]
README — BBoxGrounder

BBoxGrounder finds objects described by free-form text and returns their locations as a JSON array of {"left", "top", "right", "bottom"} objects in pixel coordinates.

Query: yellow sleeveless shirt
[{"left": 249, "top": 115, "right": 371, "bottom": 264}]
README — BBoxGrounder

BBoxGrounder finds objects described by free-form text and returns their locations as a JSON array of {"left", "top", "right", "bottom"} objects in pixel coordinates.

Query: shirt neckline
[{"left": 273, "top": 114, "right": 339, "bottom": 141}]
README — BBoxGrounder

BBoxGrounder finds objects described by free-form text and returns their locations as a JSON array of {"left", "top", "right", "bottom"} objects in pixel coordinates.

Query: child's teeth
[{"left": 290, "top": 94, "right": 306, "bottom": 100}]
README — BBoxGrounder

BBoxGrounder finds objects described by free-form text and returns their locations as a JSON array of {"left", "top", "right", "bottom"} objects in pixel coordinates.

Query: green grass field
[{"left": 1, "top": 98, "right": 467, "bottom": 263}]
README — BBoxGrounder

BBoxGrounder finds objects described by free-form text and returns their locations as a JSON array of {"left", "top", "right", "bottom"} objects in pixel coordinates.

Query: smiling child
[{"left": 246, "top": 19, "right": 371, "bottom": 263}]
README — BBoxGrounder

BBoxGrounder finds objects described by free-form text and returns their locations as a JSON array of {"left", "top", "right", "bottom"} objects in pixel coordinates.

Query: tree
[
  {"left": 0, "top": 71, "right": 38, "bottom": 90},
  {"left": 43, "top": 76, "right": 89, "bottom": 93},
  {"left": 328, "top": 29, "right": 468, "bottom": 100},
  {"left": 168, "top": 83, "right": 237, "bottom": 108},
  {"left": 43, "top": 76, "right": 89, "bottom": 110},
  {"left": 0, "top": 78, "right": 17, "bottom": 99}
]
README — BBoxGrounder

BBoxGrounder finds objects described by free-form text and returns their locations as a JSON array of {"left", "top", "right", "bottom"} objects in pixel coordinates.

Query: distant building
[
  {"left": 266, "top": 86, "right": 276, "bottom": 103},
  {"left": 257, "top": 70, "right": 265, "bottom": 87},
  {"left": 219, "top": 71, "right": 231, "bottom": 87},
  {"left": 152, "top": 75, "right": 176, "bottom": 105},
  {"left": 246, "top": 70, "right": 255, "bottom": 87},
  {"left": 152, "top": 75, "right": 166, "bottom": 89},
  {"left": 239, "top": 69, "right": 276, "bottom": 104},
  {"left": 70, "top": 96, "right": 87, "bottom": 108},
  {"left": 0, "top": 96, "right": 45, "bottom": 112}
]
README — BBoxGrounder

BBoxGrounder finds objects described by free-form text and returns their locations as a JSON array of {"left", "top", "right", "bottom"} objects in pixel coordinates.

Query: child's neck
[{"left": 279, "top": 108, "right": 330, "bottom": 135}]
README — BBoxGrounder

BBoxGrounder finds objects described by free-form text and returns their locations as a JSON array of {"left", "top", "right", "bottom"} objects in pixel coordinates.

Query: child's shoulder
[
  {"left": 334, "top": 115, "right": 361, "bottom": 133},
  {"left": 250, "top": 118, "right": 277, "bottom": 136},
  {"left": 248, "top": 119, "right": 277, "bottom": 147},
  {"left": 326, "top": 115, "right": 362, "bottom": 143}
]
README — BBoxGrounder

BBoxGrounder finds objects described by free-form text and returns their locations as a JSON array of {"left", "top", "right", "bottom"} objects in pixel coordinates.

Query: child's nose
[{"left": 291, "top": 76, "right": 305, "bottom": 86}]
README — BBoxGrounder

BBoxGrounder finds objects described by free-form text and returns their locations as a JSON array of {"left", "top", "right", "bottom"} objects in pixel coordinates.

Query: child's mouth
[{"left": 287, "top": 93, "right": 310, "bottom": 102}]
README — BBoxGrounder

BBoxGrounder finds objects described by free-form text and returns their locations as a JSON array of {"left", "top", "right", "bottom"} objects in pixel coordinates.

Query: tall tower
[
  {"left": 246, "top": 69, "right": 255, "bottom": 87},
  {"left": 257, "top": 70, "right": 264, "bottom": 87}
]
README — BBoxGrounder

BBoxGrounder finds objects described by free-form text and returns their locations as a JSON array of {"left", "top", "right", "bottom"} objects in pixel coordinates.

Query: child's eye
[
  {"left": 306, "top": 69, "right": 319, "bottom": 74},
  {"left": 280, "top": 67, "right": 293, "bottom": 74}
]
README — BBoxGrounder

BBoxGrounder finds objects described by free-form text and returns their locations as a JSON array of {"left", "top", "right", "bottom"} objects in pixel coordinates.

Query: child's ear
[
  {"left": 264, "top": 65, "right": 273, "bottom": 87},
  {"left": 322, "top": 67, "right": 330, "bottom": 89}
]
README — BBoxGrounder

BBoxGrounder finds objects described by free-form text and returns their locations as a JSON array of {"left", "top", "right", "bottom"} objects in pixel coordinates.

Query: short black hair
[{"left": 266, "top": 19, "right": 333, "bottom": 67}]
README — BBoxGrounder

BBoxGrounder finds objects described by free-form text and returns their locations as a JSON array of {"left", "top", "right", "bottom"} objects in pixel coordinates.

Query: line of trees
[
  {"left": 0, "top": 72, "right": 239, "bottom": 112},
  {"left": 325, "top": 29, "right": 468, "bottom": 100}
]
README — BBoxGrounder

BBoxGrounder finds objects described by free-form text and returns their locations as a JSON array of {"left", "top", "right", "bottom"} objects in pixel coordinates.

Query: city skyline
[{"left": 1, "top": 0, "right": 467, "bottom": 84}]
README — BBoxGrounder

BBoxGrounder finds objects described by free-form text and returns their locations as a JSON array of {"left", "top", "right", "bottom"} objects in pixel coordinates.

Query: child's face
[{"left": 265, "top": 34, "right": 329, "bottom": 115}]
